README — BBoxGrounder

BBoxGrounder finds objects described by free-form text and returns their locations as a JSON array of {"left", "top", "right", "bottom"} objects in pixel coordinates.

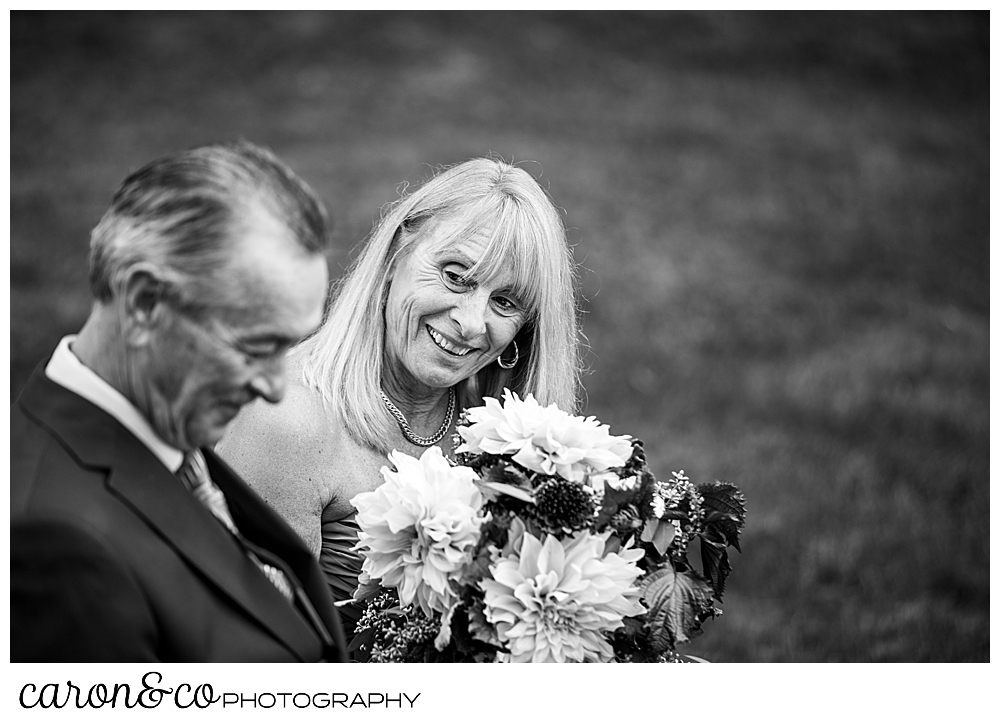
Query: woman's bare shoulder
[{"left": 217, "top": 375, "right": 344, "bottom": 507}]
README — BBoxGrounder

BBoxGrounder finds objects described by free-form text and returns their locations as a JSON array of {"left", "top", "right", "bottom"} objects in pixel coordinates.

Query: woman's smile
[
  {"left": 426, "top": 325, "right": 476, "bottom": 357},
  {"left": 382, "top": 220, "right": 527, "bottom": 391}
]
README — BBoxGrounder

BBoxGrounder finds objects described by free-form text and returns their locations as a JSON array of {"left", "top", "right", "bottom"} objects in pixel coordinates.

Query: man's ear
[{"left": 119, "top": 264, "right": 171, "bottom": 345}]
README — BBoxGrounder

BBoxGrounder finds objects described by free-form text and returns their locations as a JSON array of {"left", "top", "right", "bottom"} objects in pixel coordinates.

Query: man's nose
[{"left": 248, "top": 357, "right": 286, "bottom": 404}]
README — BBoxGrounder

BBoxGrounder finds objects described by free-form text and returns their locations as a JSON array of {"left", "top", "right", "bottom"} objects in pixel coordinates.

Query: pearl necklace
[{"left": 380, "top": 388, "right": 456, "bottom": 447}]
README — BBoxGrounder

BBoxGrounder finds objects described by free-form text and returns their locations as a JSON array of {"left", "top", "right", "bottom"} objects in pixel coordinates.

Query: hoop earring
[{"left": 497, "top": 340, "right": 519, "bottom": 370}]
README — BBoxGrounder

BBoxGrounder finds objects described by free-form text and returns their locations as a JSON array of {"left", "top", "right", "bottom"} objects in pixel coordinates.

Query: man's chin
[
  {"left": 192, "top": 430, "right": 226, "bottom": 450},
  {"left": 188, "top": 410, "right": 241, "bottom": 450}
]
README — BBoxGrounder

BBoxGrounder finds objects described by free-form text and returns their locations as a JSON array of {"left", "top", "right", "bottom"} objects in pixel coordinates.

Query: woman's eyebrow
[
  {"left": 438, "top": 243, "right": 520, "bottom": 291},
  {"left": 437, "top": 249, "right": 477, "bottom": 266}
]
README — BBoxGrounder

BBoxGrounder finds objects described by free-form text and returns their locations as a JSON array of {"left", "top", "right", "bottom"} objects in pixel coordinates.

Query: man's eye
[{"left": 240, "top": 342, "right": 282, "bottom": 359}]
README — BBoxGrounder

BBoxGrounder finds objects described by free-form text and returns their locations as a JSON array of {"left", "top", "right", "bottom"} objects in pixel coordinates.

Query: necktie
[{"left": 176, "top": 450, "right": 294, "bottom": 602}]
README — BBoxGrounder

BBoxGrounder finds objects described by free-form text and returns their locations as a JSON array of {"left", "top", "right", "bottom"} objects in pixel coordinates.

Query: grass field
[{"left": 9, "top": 11, "right": 989, "bottom": 662}]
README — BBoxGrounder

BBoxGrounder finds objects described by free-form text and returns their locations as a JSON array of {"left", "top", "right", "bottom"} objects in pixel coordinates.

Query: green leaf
[
  {"left": 652, "top": 520, "right": 676, "bottom": 556},
  {"left": 640, "top": 565, "right": 676, "bottom": 602},
  {"left": 353, "top": 574, "right": 383, "bottom": 604},
  {"left": 480, "top": 480, "right": 535, "bottom": 503},
  {"left": 639, "top": 565, "right": 677, "bottom": 653},
  {"left": 478, "top": 464, "right": 535, "bottom": 501},
  {"left": 642, "top": 564, "right": 717, "bottom": 651},
  {"left": 476, "top": 484, "right": 502, "bottom": 504},
  {"left": 665, "top": 570, "right": 716, "bottom": 646},
  {"left": 595, "top": 484, "right": 641, "bottom": 529},
  {"left": 520, "top": 516, "right": 546, "bottom": 541},
  {"left": 467, "top": 599, "right": 502, "bottom": 648},
  {"left": 481, "top": 463, "right": 532, "bottom": 486},
  {"left": 640, "top": 519, "right": 677, "bottom": 556},
  {"left": 463, "top": 542, "right": 495, "bottom": 585},
  {"left": 700, "top": 535, "right": 733, "bottom": 600},
  {"left": 348, "top": 625, "right": 375, "bottom": 654},
  {"left": 703, "top": 509, "right": 737, "bottom": 525},
  {"left": 621, "top": 615, "right": 646, "bottom": 641},
  {"left": 639, "top": 517, "right": 657, "bottom": 542},
  {"left": 698, "top": 480, "right": 747, "bottom": 552}
]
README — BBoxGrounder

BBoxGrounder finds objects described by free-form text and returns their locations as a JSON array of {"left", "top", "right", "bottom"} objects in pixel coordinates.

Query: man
[{"left": 11, "top": 141, "right": 349, "bottom": 662}]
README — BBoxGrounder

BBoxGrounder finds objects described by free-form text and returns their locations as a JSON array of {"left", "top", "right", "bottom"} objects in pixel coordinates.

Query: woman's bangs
[{"left": 465, "top": 209, "right": 545, "bottom": 318}]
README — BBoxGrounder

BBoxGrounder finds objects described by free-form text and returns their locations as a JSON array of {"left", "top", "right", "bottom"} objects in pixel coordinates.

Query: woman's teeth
[{"left": 428, "top": 327, "right": 473, "bottom": 356}]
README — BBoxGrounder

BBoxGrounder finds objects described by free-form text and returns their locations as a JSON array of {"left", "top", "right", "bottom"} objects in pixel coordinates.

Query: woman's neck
[{"left": 380, "top": 367, "right": 453, "bottom": 436}]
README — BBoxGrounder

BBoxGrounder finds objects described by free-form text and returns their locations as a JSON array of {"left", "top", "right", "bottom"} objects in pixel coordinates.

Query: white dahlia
[
  {"left": 350, "top": 446, "right": 487, "bottom": 617},
  {"left": 456, "top": 389, "right": 633, "bottom": 483},
  {"left": 480, "top": 530, "right": 646, "bottom": 663}
]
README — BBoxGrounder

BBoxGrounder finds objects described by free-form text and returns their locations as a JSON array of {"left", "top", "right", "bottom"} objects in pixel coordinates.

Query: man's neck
[{"left": 73, "top": 305, "right": 132, "bottom": 400}]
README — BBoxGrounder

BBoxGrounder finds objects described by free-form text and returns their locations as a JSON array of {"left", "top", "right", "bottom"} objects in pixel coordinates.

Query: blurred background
[{"left": 10, "top": 11, "right": 988, "bottom": 662}]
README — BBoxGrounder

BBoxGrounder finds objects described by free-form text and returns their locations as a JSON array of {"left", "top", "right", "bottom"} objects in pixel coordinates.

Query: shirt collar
[{"left": 45, "top": 334, "right": 186, "bottom": 473}]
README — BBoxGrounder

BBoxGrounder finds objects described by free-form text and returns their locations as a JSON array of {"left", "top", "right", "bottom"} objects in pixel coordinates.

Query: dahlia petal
[{"left": 350, "top": 447, "right": 486, "bottom": 615}]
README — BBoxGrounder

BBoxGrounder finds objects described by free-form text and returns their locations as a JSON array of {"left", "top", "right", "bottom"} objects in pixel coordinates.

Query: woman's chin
[{"left": 434, "top": 358, "right": 493, "bottom": 387}]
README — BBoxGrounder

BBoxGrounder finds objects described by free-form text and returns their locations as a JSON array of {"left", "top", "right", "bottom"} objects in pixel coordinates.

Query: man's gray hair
[{"left": 88, "top": 140, "right": 329, "bottom": 310}]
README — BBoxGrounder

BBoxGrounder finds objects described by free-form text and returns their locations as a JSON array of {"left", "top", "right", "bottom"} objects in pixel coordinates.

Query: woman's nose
[{"left": 450, "top": 291, "right": 488, "bottom": 339}]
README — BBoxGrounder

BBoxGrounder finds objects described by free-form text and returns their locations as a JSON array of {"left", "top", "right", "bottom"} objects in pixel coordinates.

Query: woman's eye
[
  {"left": 493, "top": 296, "right": 519, "bottom": 313},
  {"left": 443, "top": 268, "right": 470, "bottom": 288}
]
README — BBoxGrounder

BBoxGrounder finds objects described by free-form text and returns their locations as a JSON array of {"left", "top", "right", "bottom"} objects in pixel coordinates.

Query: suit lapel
[
  {"left": 204, "top": 450, "right": 349, "bottom": 661},
  {"left": 106, "top": 447, "right": 323, "bottom": 660},
  {"left": 18, "top": 366, "right": 323, "bottom": 661}
]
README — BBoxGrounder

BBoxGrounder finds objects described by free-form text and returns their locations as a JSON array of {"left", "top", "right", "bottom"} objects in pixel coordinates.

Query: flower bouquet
[{"left": 349, "top": 390, "right": 746, "bottom": 663}]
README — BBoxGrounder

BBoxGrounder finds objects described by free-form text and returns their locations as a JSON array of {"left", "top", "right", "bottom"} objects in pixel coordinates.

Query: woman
[{"left": 217, "top": 157, "right": 581, "bottom": 634}]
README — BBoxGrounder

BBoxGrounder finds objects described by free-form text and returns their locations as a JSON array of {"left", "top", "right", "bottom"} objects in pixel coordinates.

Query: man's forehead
[{"left": 212, "top": 214, "right": 325, "bottom": 307}]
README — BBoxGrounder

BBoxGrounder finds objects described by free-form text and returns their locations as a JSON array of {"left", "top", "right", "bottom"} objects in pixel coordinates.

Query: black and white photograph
[{"left": 9, "top": 7, "right": 988, "bottom": 690}]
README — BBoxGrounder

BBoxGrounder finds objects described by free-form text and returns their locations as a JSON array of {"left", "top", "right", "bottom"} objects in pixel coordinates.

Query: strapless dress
[{"left": 318, "top": 513, "right": 364, "bottom": 638}]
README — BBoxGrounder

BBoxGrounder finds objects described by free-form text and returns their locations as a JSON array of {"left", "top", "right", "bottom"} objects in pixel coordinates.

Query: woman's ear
[{"left": 385, "top": 224, "right": 408, "bottom": 283}]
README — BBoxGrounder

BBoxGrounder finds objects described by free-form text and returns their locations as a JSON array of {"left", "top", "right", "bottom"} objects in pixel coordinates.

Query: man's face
[{"left": 141, "top": 213, "right": 327, "bottom": 450}]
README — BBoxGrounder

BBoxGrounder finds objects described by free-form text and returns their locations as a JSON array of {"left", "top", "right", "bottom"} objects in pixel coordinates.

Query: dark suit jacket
[{"left": 10, "top": 359, "right": 349, "bottom": 663}]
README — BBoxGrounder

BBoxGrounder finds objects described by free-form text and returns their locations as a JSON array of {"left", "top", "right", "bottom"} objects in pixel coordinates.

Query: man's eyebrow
[{"left": 237, "top": 332, "right": 291, "bottom": 346}]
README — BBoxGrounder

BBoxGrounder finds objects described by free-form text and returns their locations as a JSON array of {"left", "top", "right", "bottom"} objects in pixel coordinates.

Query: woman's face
[{"left": 383, "top": 216, "right": 526, "bottom": 395}]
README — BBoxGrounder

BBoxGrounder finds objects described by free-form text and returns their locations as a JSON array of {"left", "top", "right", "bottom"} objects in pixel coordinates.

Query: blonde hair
[{"left": 297, "top": 158, "right": 581, "bottom": 451}]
